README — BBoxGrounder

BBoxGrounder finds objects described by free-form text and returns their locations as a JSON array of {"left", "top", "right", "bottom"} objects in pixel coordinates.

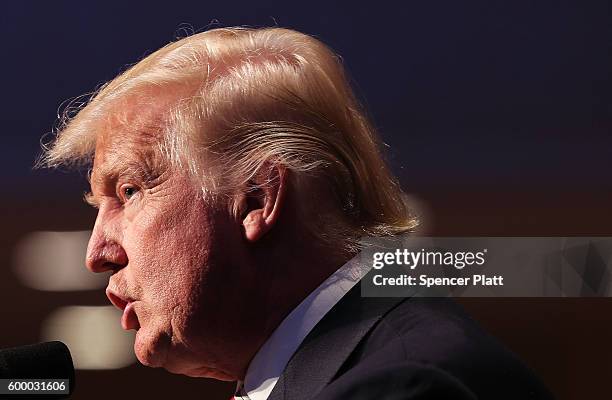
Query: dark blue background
[
  {"left": 1, "top": 3, "right": 611, "bottom": 399},
  {"left": 2, "top": 1, "right": 610, "bottom": 196}
]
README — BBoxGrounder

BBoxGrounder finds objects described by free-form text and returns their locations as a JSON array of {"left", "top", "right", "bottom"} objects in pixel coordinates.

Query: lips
[{"left": 106, "top": 288, "right": 141, "bottom": 331}]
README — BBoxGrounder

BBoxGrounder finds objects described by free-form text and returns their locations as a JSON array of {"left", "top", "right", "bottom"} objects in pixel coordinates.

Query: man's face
[{"left": 85, "top": 121, "right": 257, "bottom": 380}]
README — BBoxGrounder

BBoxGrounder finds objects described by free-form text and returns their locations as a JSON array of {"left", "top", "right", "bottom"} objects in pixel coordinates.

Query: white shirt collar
[{"left": 237, "top": 255, "right": 371, "bottom": 400}]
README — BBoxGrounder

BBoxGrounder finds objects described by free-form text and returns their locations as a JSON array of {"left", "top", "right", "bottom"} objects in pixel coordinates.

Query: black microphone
[{"left": 0, "top": 341, "right": 74, "bottom": 398}]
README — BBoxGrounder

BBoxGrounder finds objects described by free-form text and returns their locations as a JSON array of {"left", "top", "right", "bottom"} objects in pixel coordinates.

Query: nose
[{"left": 85, "top": 214, "right": 128, "bottom": 273}]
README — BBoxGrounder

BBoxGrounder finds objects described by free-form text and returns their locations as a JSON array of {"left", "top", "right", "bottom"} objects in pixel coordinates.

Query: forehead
[
  {"left": 90, "top": 96, "right": 171, "bottom": 184},
  {"left": 93, "top": 130, "right": 159, "bottom": 176}
]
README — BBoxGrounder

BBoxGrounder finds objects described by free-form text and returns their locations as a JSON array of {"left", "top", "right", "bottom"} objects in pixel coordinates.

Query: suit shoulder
[{"left": 336, "top": 297, "right": 554, "bottom": 399}]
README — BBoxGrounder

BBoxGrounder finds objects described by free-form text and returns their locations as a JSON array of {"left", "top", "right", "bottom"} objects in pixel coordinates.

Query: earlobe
[
  {"left": 240, "top": 165, "right": 287, "bottom": 243},
  {"left": 242, "top": 209, "right": 266, "bottom": 242}
]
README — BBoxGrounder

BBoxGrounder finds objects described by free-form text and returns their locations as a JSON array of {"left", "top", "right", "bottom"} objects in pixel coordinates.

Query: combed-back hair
[{"left": 40, "top": 27, "right": 418, "bottom": 253}]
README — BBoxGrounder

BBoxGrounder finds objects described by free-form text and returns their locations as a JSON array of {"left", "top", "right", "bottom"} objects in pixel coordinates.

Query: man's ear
[{"left": 239, "top": 164, "right": 288, "bottom": 243}]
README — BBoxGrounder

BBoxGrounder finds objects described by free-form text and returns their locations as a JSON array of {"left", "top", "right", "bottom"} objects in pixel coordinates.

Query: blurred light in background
[
  {"left": 41, "top": 306, "right": 136, "bottom": 369},
  {"left": 12, "top": 231, "right": 108, "bottom": 291}
]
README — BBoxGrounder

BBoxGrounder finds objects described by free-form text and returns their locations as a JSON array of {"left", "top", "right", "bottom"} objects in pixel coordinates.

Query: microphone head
[{"left": 0, "top": 341, "right": 74, "bottom": 398}]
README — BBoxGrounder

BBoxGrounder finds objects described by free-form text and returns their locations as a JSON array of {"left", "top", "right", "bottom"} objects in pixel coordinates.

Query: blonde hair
[{"left": 40, "top": 27, "right": 418, "bottom": 253}]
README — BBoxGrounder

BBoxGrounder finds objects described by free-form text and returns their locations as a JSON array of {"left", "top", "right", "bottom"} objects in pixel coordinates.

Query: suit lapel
[{"left": 268, "top": 280, "right": 406, "bottom": 400}]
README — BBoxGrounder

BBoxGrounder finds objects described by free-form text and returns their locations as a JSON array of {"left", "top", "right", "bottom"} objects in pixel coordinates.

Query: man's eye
[
  {"left": 124, "top": 187, "right": 136, "bottom": 199},
  {"left": 119, "top": 185, "right": 139, "bottom": 202}
]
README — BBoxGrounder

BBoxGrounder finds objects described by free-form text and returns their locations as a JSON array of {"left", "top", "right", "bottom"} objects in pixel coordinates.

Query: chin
[{"left": 133, "top": 328, "right": 170, "bottom": 368}]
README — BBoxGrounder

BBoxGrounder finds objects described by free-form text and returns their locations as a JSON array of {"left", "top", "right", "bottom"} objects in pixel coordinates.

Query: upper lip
[{"left": 106, "top": 288, "right": 135, "bottom": 311}]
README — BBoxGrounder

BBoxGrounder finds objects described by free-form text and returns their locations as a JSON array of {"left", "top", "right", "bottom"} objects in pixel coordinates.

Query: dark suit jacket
[{"left": 267, "top": 275, "right": 554, "bottom": 400}]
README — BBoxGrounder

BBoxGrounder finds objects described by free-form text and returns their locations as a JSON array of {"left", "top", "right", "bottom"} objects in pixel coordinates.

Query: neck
[{"left": 234, "top": 230, "right": 353, "bottom": 380}]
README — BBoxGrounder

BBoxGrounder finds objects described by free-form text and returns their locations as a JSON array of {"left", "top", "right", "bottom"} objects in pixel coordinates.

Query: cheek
[{"left": 124, "top": 197, "right": 214, "bottom": 307}]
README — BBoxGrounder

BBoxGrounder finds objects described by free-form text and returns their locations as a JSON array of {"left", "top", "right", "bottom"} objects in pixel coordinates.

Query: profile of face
[{"left": 84, "top": 115, "right": 280, "bottom": 380}]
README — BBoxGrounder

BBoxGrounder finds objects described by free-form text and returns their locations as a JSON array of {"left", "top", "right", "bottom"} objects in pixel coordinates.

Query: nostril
[
  {"left": 86, "top": 257, "right": 124, "bottom": 274},
  {"left": 86, "top": 240, "right": 128, "bottom": 273},
  {"left": 103, "top": 262, "right": 122, "bottom": 271}
]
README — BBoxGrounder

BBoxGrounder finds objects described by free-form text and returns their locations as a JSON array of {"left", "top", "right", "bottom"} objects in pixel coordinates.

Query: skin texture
[{"left": 84, "top": 98, "right": 349, "bottom": 380}]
